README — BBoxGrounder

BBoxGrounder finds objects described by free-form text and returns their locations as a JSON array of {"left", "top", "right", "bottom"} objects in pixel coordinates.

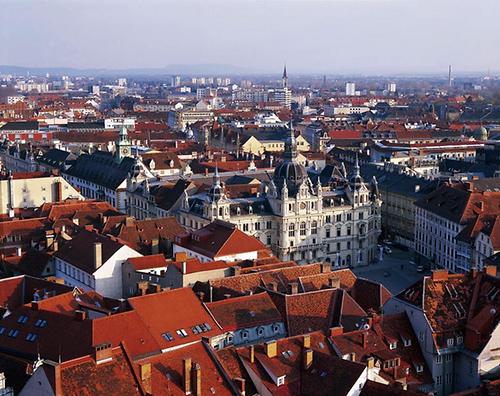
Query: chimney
[
  {"left": 303, "top": 349, "right": 313, "bottom": 370},
  {"left": 303, "top": 334, "right": 311, "bottom": 349},
  {"left": 192, "top": 362, "right": 201, "bottom": 396},
  {"left": 151, "top": 238, "right": 159, "bottom": 255},
  {"left": 93, "top": 242, "right": 102, "bottom": 269},
  {"left": 136, "top": 281, "right": 148, "bottom": 296},
  {"left": 268, "top": 281, "right": 278, "bottom": 292},
  {"left": 94, "top": 342, "right": 112, "bottom": 364},
  {"left": 328, "top": 277, "right": 340, "bottom": 289},
  {"left": 31, "top": 301, "right": 40, "bottom": 311},
  {"left": 288, "top": 282, "right": 299, "bottom": 295},
  {"left": 350, "top": 352, "right": 356, "bottom": 362},
  {"left": 431, "top": 269, "right": 449, "bottom": 282},
  {"left": 181, "top": 261, "right": 187, "bottom": 274},
  {"left": 329, "top": 326, "right": 343, "bottom": 337},
  {"left": 52, "top": 240, "right": 59, "bottom": 252},
  {"left": 234, "top": 377, "right": 246, "bottom": 396},
  {"left": 362, "top": 332, "right": 368, "bottom": 349},
  {"left": 484, "top": 265, "right": 497, "bottom": 277},
  {"left": 125, "top": 217, "right": 135, "bottom": 227},
  {"left": 75, "top": 310, "right": 87, "bottom": 321},
  {"left": 366, "top": 356, "right": 375, "bottom": 369},
  {"left": 232, "top": 266, "right": 241, "bottom": 276},
  {"left": 46, "top": 230, "right": 54, "bottom": 248},
  {"left": 321, "top": 262, "right": 331, "bottom": 273},
  {"left": 139, "top": 362, "right": 152, "bottom": 394},
  {"left": 175, "top": 252, "right": 188, "bottom": 262},
  {"left": 183, "top": 358, "right": 192, "bottom": 395},
  {"left": 265, "top": 340, "right": 277, "bottom": 358},
  {"left": 249, "top": 345, "right": 255, "bottom": 363},
  {"left": 16, "top": 247, "right": 22, "bottom": 257}
]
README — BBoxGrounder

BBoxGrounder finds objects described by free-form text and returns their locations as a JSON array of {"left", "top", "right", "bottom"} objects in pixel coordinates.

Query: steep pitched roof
[
  {"left": 127, "top": 288, "right": 222, "bottom": 350},
  {"left": 206, "top": 293, "right": 283, "bottom": 331}
]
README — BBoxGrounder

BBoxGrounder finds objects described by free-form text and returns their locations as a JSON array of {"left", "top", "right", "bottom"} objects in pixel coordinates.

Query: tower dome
[{"left": 273, "top": 123, "right": 308, "bottom": 197}]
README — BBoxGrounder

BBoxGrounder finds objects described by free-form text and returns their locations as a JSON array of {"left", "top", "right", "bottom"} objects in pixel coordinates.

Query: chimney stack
[
  {"left": 265, "top": 340, "right": 277, "bottom": 358},
  {"left": 183, "top": 358, "right": 192, "bottom": 395},
  {"left": 182, "top": 261, "right": 187, "bottom": 274},
  {"left": 93, "top": 242, "right": 102, "bottom": 269},
  {"left": 329, "top": 326, "right": 343, "bottom": 337},
  {"left": 139, "top": 362, "right": 152, "bottom": 394},
  {"left": 232, "top": 266, "right": 241, "bottom": 276},
  {"left": 362, "top": 332, "right": 368, "bottom": 349},
  {"left": 75, "top": 310, "right": 87, "bottom": 321},
  {"left": 303, "top": 349, "right": 313, "bottom": 370},
  {"left": 303, "top": 334, "right": 311, "bottom": 349},
  {"left": 328, "top": 277, "right": 340, "bottom": 289},
  {"left": 249, "top": 345, "right": 255, "bottom": 363},
  {"left": 288, "top": 282, "right": 299, "bottom": 295},
  {"left": 321, "top": 262, "right": 331, "bottom": 273},
  {"left": 350, "top": 352, "right": 356, "bottom": 362},
  {"left": 366, "top": 357, "right": 375, "bottom": 369},
  {"left": 431, "top": 269, "right": 449, "bottom": 282},
  {"left": 192, "top": 363, "right": 201, "bottom": 396},
  {"left": 94, "top": 342, "right": 112, "bottom": 364}
]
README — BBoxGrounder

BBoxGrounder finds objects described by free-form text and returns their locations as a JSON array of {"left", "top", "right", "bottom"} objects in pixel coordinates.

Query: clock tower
[{"left": 116, "top": 125, "right": 132, "bottom": 163}]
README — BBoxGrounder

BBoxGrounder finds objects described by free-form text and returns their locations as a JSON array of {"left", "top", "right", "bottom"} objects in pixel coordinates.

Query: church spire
[{"left": 282, "top": 64, "right": 288, "bottom": 88}]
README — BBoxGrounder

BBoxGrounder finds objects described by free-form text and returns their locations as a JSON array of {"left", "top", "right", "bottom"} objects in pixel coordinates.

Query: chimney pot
[
  {"left": 183, "top": 358, "right": 192, "bottom": 395},
  {"left": 366, "top": 356, "right": 375, "bottom": 369},
  {"left": 303, "top": 349, "right": 313, "bottom": 370},
  {"left": 303, "top": 334, "right": 311, "bottom": 349},
  {"left": 93, "top": 242, "right": 102, "bottom": 269},
  {"left": 234, "top": 377, "right": 246, "bottom": 396},
  {"left": 75, "top": 310, "right": 86, "bottom": 321},
  {"left": 249, "top": 345, "right": 255, "bottom": 363},
  {"left": 484, "top": 265, "right": 497, "bottom": 278},
  {"left": 192, "top": 362, "right": 201, "bottom": 396},
  {"left": 288, "top": 282, "right": 299, "bottom": 295},
  {"left": 321, "top": 262, "right": 331, "bottom": 273},
  {"left": 265, "top": 340, "right": 277, "bottom": 358},
  {"left": 328, "top": 277, "right": 340, "bottom": 288}
]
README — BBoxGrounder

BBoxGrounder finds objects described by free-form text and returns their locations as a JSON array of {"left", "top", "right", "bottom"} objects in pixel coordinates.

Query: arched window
[
  {"left": 300, "top": 222, "right": 306, "bottom": 236},
  {"left": 288, "top": 223, "right": 295, "bottom": 237},
  {"left": 311, "top": 221, "right": 318, "bottom": 235}
]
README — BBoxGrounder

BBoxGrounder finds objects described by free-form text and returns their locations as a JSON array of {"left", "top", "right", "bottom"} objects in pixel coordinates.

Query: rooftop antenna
[{"left": 448, "top": 65, "right": 452, "bottom": 88}]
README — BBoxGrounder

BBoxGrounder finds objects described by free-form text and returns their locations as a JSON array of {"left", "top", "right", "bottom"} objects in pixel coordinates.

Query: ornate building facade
[{"left": 178, "top": 128, "right": 382, "bottom": 266}]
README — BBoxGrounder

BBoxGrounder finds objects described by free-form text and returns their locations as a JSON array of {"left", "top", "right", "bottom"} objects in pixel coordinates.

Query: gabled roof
[
  {"left": 330, "top": 312, "right": 433, "bottom": 387},
  {"left": 127, "top": 288, "right": 222, "bottom": 350},
  {"left": 175, "top": 220, "right": 269, "bottom": 259},
  {"left": 54, "top": 228, "right": 127, "bottom": 274},
  {"left": 206, "top": 293, "right": 283, "bottom": 331}
]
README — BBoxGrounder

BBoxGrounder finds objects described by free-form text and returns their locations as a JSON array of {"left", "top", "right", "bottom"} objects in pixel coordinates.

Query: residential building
[
  {"left": 0, "top": 171, "right": 82, "bottom": 216},
  {"left": 385, "top": 268, "right": 500, "bottom": 396}
]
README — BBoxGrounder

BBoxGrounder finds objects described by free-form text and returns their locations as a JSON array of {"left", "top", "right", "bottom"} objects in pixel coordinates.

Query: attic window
[
  {"left": 8, "top": 329, "right": 19, "bottom": 338},
  {"left": 456, "top": 336, "right": 463, "bottom": 345},
  {"left": 35, "top": 319, "right": 47, "bottom": 328},
  {"left": 389, "top": 341, "right": 398, "bottom": 350},
  {"left": 403, "top": 338, "right": 412, "bottom": 347},
  {"left": 176, "top": 329, "right": 188, "bottom": 338},
  {"left": 162, "top": 332, "right": 174, "bottom": 342},
  {"left": 416, "top": 364, "right": 424, "bottom": 373},
  {"left": 17, "top": 315, "right": 29, "bottom": 324},
  {"left": 25, "top": 333, "right": 38, "bottom": 342},
  {"left": 447, "top": 338, "right": 454, "bottom": 347}
]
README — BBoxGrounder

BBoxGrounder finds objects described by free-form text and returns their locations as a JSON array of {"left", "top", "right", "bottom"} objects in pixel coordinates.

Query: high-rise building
[
  {"left": 171, "top": 75, "right": 181, "bottom": 87},
  {"left": 387, "top": 82, "right": 397, "bottom": 93},
  {"left": 345, "top": 82, "right": 356, "bottom": 96}
]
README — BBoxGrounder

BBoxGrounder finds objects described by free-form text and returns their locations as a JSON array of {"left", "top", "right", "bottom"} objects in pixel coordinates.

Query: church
[{"left": 178, "top": 127, "right": 382, "bottom": 266}]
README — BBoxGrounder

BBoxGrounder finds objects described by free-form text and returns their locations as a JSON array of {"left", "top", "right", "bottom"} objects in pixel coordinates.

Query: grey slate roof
[{"left": 65, "top": 151, "right": 135, "bottom": 190}]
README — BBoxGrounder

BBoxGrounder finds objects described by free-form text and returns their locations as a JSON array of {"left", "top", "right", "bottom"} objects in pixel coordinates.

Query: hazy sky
[{"left": 1, "top": 0, "right": 499, "bottom": 74}]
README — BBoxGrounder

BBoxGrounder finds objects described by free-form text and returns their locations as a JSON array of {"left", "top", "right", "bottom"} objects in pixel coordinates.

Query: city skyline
[{"left": 2, "top": 0, "right": 500, "bottom": 75}]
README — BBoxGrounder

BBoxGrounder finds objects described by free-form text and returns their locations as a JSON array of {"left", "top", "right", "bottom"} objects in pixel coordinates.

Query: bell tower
[{"left": 116, "top": 125, "right": 132, "bottom": 163}]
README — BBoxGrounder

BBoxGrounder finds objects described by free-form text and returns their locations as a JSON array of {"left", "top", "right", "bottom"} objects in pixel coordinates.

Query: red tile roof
[
  {"left": 127, "top": 288, "right": 222, "bottom": 350},
  {"left": 206, "top": 293, "right": 283, "bottom": 331},
  {"left": 175, "top": 220, "right": 269, "bottom": 259}
]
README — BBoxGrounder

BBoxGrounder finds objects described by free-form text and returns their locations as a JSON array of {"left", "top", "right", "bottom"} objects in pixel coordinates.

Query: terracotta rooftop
[
  {"left": 127, "top": 288, "right": 222, "bottom": 350},
  {"left": 206, "top": 293, "right": 283, "bottom": 331},
  {"left": 174, "top": 219, "right": 269, "bottom": 259}
]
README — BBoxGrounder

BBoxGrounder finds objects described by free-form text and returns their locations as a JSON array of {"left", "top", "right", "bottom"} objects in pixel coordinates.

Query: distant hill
[{"left": 0, "top": 64, "right": 260, "bottom": 77}]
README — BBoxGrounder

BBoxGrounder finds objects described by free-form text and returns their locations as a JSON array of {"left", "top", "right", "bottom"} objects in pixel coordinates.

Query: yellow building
[
  {"left": 241, "top": 134, "right": 310, "bottom": 156},
  {"left": 0, "top": 172, "right": 83, "bottom": 216}
]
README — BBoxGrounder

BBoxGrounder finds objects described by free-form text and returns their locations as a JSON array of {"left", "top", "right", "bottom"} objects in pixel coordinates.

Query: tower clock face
[{"left": 122, "top": 148, "right": 129, "bottom": 155}]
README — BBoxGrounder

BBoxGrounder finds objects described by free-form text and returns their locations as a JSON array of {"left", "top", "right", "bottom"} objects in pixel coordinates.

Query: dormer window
[
  {"left": 415, "top": 364, "right": 424, "bottom": 373},
  {"left": 403, "top": 338, "right": 412, "bottom": 347},
  {"left": 456, "top": 336, "right": 463, "bottom": 345},
  {"left": 447, "top": 338, "right": 454, "bottom": 347},
  {"left": 389, "top": 341, "right": 398, "bottom": 350},
  {"left": 276, "top": 376, "right": 285, "bottom": 386}
]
